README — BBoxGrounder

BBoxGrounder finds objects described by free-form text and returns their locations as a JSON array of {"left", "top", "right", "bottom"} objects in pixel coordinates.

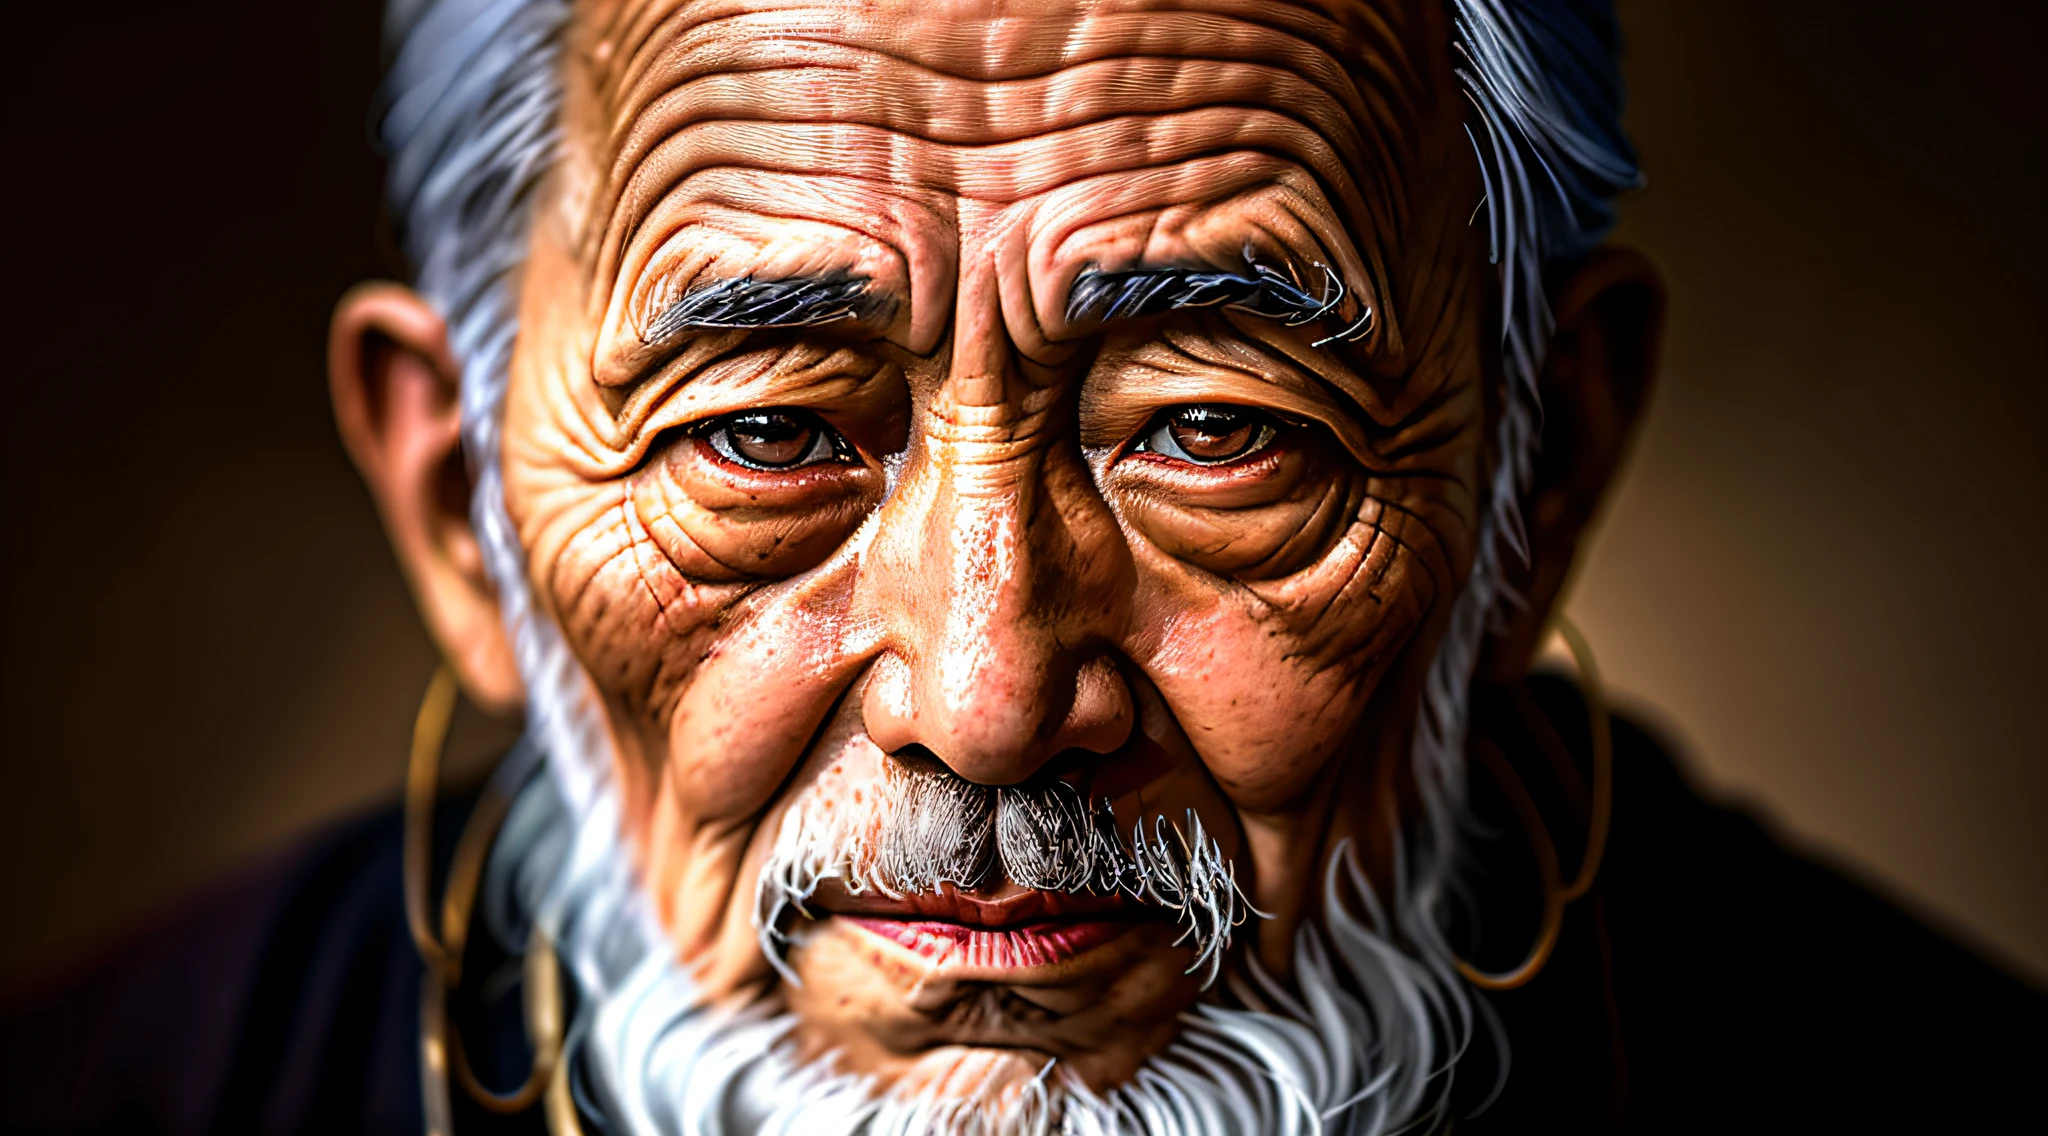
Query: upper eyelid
[
  {"left": 612, "top": 332, "right": 892, "bottom": 427},
  {"left": 1078, "top": 333, "right": 1382, "bottom": 464},
  {"left": 695, "top": 406, "right": 835, "bottom": 432},
  {"left": 584, "top": 340, "right": 905, "bottom": 488}
]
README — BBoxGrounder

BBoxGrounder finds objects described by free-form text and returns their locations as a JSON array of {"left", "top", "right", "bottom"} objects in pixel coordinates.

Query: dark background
[{"left": 4, "top": 1, "right": 2044, "bottom": 985}]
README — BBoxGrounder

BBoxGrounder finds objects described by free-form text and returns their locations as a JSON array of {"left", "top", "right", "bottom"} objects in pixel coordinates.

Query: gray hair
[
  {"left": 380, "top": 0, "right": 624, "bottom": 828},
  {"left": 378, "top": 0, "right": 1639, "bottom": 1130}
]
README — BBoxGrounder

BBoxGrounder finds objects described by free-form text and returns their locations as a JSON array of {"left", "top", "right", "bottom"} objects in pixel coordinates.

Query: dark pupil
[
  {"left": 1169, "top": 406, "right": 1258, "bottom": 461},
  {"left": 727, "top": 411, "right": 816, "bottom": 467}
]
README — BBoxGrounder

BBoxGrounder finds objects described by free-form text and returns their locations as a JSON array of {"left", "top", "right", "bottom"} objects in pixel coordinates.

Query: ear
[
  {"left": 329, "top": 282, "right": 524, "bottom": 714},
  {"left": 1478, "top": 247, "right": 1666, "bottom": 682}
]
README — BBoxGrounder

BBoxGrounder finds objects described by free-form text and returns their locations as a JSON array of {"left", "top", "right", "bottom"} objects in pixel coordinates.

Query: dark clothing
[
  {"left": 0, "top": 795, "right": 542, "bottom": 1136},
  {"left": 5, "top": 691, "right": 2042, "bottom": 1132},
  {"left": 0, "top": 807, "right": 423, "bottom": 1134},
  {"left": 1462, "top": 677, "right": 2046, "bottom": 1131}
]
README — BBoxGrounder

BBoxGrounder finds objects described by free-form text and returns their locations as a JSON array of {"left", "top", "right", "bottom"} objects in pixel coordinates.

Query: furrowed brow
[
  {"left": 645, "top": 270, "right": 890, "bottom": 343},
  {"left": 1064, "top": 262, "right": 1372, "bottom": 347}
]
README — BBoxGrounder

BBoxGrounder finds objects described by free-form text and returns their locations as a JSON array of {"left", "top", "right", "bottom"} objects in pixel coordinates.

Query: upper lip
[{"left": 809, "top": 881, "right": 1142, "bottom": 927}]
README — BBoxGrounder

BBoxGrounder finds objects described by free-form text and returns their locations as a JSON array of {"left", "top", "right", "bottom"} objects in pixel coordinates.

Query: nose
[{"left": 858, "top": 340, "right": 1134, "bottom": 786}]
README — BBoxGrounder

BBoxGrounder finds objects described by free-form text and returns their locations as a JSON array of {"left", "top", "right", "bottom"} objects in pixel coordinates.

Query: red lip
[
  {"left": 814, "top": 880, "right": 1134, "bottom": 926},
  {"left": 813, "top": 882, "right": 1147, "bottom": 969},
  {"left": 843, "top": 916, "right": 1135, "bottom": 968}
]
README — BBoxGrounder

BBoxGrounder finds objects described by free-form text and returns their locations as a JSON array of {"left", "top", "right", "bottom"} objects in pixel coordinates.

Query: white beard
[{"left": 490, "top": 752, "right": 1478, "bottom": 1136}]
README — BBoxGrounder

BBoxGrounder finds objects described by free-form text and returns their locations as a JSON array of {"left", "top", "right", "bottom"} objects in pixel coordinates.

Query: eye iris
[
  {"left": 726, "top": 411, "right": 816, "bottom": 467},
  {"left": 1169, "top": 406, "right": 1259, "bottom": 461}
]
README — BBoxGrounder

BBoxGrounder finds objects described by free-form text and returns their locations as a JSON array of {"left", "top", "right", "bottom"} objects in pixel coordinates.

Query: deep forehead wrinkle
[
  {"left": 598, "top": 2, "right": 1427, "bottom": 126},
  {"left": 610, "top": 51, "right": 1381, "bottom": 165},
  {"left": 586, "top": 0, "right": 1431, "bottom": 100},
  {"left": 587, "top": 0, "right": 1438, "bottom": 181},
  {"left": 615, "top": 113, "right": 1361, "bottom": 224},
  {"left": 569, "top": 0, "right": 1459, "bottom": 267}
]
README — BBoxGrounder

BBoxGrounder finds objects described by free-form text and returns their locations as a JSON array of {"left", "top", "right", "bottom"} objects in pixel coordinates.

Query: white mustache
[
  {"left": 875, "top": 766, "right": 1124, "bottom": 896},
  {"left": 757, "top": 762, "right": 1256, "bottom": 985}
]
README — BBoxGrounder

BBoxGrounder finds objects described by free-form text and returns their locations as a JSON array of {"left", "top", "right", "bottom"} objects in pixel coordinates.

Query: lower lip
[{"left": 842, "top": 916, "right": 1134, "bottom": 969}]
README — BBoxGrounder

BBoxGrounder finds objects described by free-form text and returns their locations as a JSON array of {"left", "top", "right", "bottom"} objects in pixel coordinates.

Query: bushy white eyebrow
[
  {"left": 644, "top": 270, "right": 890, "bottom": 343},
  {"left": 1066, "top": 260, "right": 1373, "bottom": 348}
]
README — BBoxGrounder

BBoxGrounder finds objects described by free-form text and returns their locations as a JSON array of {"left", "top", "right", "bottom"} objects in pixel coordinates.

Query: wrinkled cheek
[
  {"left": 1136, "top": 507, "right": 1441, "bottom": 815},
  {"left": 526, "top": 474, "right": 747, "bottom": 766},
  {"left": 547, "top": 503, "right": 650, "bottom": 692}
]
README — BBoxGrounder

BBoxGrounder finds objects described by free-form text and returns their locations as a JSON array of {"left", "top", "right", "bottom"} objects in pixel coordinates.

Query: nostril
[
  {"left": 1031, "top": 748, "right": 1121, "bottom": 788},
  {"left": 885, "top": 743, "right": 951, "bottom": 779},
  {"left": 892, "top": 742, "right": 1040, "bottom": 789}
]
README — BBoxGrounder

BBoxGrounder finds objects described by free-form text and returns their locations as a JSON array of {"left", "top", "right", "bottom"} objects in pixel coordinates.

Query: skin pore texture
[{"left": 486, "top": 0, "right": 1498, "bottom": 1097}]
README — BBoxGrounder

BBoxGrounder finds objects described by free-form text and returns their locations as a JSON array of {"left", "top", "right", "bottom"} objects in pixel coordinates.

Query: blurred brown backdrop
[{"left": 3, "top": 0, "right": 2043, "bottom": 984}]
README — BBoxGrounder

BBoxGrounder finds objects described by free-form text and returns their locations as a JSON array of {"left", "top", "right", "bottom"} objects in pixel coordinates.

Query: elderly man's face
[{"left": 500, "top": 0, "right": 1489, "bottom": 1095}]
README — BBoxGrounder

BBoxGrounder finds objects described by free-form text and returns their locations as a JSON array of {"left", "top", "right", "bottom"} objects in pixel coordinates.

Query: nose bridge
[
  {"left": 861, "top": 343, "right": 1130, "bottom": 786},
  {"left": 887, "top": 432, "right": 1072, "bottom": 782},
  {"left": 927, "top": 446, "right": 1047, "bottom": 720}
]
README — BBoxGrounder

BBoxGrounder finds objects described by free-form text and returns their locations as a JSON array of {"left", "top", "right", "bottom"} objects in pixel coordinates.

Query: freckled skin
[{"left": 500, "top": 0, "right": 1495, "bottom": 1097}]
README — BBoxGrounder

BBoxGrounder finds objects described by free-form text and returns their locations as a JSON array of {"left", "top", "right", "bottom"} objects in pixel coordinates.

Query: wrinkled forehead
[{"left": 559, "top": 0, "right": 1466, "bottom": 353}]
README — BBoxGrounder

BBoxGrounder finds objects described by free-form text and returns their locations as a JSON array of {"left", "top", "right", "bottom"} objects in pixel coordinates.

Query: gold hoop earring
[
  {"left": 1454, "top": 616, "right": 1614, "bottom": 991},
  {"left": 405, "top": 665, "right": 566, "bottom": 1133}
]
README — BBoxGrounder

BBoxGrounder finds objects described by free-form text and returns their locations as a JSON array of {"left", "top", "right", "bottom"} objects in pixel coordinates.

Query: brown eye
[
  {"left": 1135, "top": 405, "right": 1277, "bottom": 465},
  {"left": 702, "top": 409, "right": 849, "bottom": 470}
]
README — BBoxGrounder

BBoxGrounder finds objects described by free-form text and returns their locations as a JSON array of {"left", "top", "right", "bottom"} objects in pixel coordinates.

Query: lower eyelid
[{"left": 1117, "top": 446, "right": 1291, "bottom": 487}]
